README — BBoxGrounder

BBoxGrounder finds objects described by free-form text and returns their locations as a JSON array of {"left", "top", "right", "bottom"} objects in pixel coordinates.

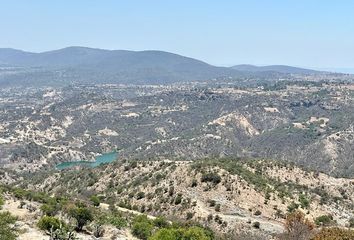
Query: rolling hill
[{"left": 0, "top": 47, "right": 242, "bottom": 85}]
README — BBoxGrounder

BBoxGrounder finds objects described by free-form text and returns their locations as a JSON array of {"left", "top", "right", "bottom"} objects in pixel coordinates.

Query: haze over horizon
[{"left": 1, "top": 1, "right": 354, "bottom": 73}]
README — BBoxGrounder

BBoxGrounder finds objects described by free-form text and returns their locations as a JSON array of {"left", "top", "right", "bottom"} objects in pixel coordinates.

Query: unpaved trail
[{"left": 195, "top": 199, "right": 284, "bottom": 233}]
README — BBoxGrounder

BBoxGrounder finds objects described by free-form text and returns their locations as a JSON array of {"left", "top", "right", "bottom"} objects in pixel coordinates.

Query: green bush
[
  {"left": 174, "top": 194, "right": 183, "bottom": 205},
  {"left": 149, "top": 228, "right": 180, "bottom": 240},
  {"left": 108, "top": 215, "right": 127, "bottom": 229},
  {"left": 299, "top": 194, "right": 310, "bottom": 209},
  {"left": 153, "top": 216, "right": 169, "bottom": 228},
  {"left": 136, "top": 192, "right": 146, "bottom": 200},
  {"left": 132, "top": 215, "right": 153, "bottom": 240},
  {"left": 201, "top": 173, "right": 221, "bottom": 185},
  {"left": 0, "top": 195, "right": 4, "bottom": 209},
  {"left": 90, "top": 195, "right": 100, "bottom": 207},
  {"left": 37, "top": 216, "right": 66, "bottom": 232},
  {"left": 68, "top": 205, "right": 93, "bottom": 231},
  {"left": 287, "top": 202, "right": 299, "bottom": 213},
  {"left": 315, "top": 215, "right": 333, "bottom": 226},
  {"left": 40, "top": 203, "right": 57, "bottom": 216},
  {"left": 0, "top": 212, "right": 18, "bottom": 240},
  {"left": 149, "top": 226, "right": 213, "bottom": 240}
]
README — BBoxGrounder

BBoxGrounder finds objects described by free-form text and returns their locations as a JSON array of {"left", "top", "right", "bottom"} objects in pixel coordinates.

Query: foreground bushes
[
  {"left": 312, "top": 227, "right": 354, "bottom": 240},
  {"left": 37, "top": 216, "right": 67, "bottom": 232},
  {"left": 278, "top": 211, "right": 354, "bottom": 240},
  {"left": 150, "top": 226, "right": 213, "bottom": 240},
  {"left": 0, "top": 212, "right": 18, "bottom": 240},
  {"left": 131, "top": 214, "right": 214, "bottom": 240}
]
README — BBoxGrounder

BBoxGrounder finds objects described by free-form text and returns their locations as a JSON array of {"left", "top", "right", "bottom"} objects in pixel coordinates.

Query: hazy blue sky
[{"left": 1, "top": 0, "right": 354, "bottom": 70}]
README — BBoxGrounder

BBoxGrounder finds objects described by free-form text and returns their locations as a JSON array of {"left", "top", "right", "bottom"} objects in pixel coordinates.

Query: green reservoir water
[{"left": 56, "top": 152, "right": 118, "bottom": 170}]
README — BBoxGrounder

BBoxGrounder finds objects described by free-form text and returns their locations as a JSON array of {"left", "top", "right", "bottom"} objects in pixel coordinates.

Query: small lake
[{"left": 56, "top": 152, "right": 118, "bottom": 170}]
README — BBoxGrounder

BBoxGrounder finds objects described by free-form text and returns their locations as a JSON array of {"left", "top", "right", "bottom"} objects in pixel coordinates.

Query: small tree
[
  {"left": 68, "top": 206, "right": 93, "bottom": 231},
  {"left": 279, "top": 211, "right": 314, "bottom": 240}
]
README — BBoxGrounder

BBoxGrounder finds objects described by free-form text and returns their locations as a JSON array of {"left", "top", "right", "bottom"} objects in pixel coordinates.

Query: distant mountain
[
  {"left": 0, "top": 47, "right": 243, "bottom": 85},
  {"left": 231, "top": 64, "right": 320, "bottom": 74}
]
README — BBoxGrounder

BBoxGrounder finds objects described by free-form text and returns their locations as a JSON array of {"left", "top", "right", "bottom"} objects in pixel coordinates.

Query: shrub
[
  {"left": 279, "top": 211, "right": 314, "bottom": 240},
  {"left": 215, "top": 204, "right": 221, "bottom": 212},
  {"left": 149, "top": 228, "right": 180, "bottom": 240},
  {"left": 208, "top": 199, "right": 216, "bottom": 207},
  {"left": 67, "top": 205, "right": 93, "bottom": 231},
  {"left": 136, "top": 192, "right": 145, "bottom": 200},
  {"left": 201, "top": 172, "right": 221, "bottom": 185},
  {"left": 174, "top": 194, "right": 183, "bottom": 205},
  {"left": 153, "top": 216, "right": 169, "bottom": 228},
  {"left": 287, "top": 202, "right": 299, "bottom": 213},
  {"left": 312, "top": 227, "right": 354, "bottom": 240},
  {"left": 253, "top": 221, "right": 260, "bottom": 229},
  {"left": 184, "top": 226, "right": 213, "bottom": 240},
  {"left": 131, "top": 215, "right": 153, "bottom": 240},
  {"left": 186, "top": 212, "right": 194, "bottom": 220},
  {"left": 298, "top": 194, "right": 310, "bottom": 209},
  {"left": 0, "top": 194, "right": 4, "bottom": 209},
  {"left": 90, "top": 195, "right": 100, "bottom": 207},
  {"left": 40, "top": 203, "right": 57, "bottom": 216},
  {"left": 108, "top": 215, "right": 127, "bottom": 229},
  {"left": 254, "top": 210, "right": 262, "bottom": 216},
  {"left": 0, "top": 212, "right": 18, "bottom": 240},
  {"left": 37, "top": 216, "right": 66, "bottom": 232},
  {"left": 349, "top": 217, "right": 354, "bottom": 228},
  {"left": 315, "top": 215, "right": 333, "bottom": 226},
  {"left": 191, "top": 179, "right": 198, "bottom": 187},
  {"left": 93, "top": 224, "right": 104, "bottom": 238}
]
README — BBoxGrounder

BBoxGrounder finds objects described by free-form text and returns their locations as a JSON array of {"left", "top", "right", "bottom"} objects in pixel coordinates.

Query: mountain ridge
[
  {"left": 0, "top": 47, "right": 344, "bottom": 86},
  {"left": 231, "top": 64, "right": 321, "bottom": 74}
]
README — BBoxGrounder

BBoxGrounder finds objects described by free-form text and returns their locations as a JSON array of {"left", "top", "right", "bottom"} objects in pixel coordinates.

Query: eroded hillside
[{"left": 1, "top": 82, "right": 354, "bottom": 177}]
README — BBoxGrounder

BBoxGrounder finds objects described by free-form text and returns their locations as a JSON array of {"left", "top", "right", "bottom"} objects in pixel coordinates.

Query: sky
[{"left": 1, "top": 0, "right": 354, "bottom": 72}]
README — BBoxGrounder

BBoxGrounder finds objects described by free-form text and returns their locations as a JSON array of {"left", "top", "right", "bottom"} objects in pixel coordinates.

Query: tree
[
  {"left": 279, "top": 211, "right": 314, "bottom": 240},
  {"left": 68, "top": 206, "right": 93, "bottom": 231},
  {"left": 0, "top": 212, "right": 18, "bottom": 240}
]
